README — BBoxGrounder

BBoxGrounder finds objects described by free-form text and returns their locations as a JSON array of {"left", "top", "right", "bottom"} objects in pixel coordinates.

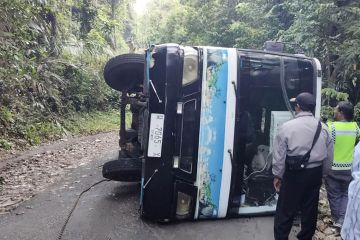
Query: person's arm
[
  {"left": 273, "top": 177, "right": 282, "bottom": 193},
  {"left": 272, "top": 125, "right": 287, "bottom": 190},
  {"left": 322, "top": 124, "right": 333, "bottom": 177}
]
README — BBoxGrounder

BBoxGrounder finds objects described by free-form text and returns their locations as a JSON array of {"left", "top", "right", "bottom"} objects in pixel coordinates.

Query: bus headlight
[
  {"left": 182, "top": 47, "right": 198, "bottom": 86},
  {"left": 176, "top": 191, "right": 192, "bottom": 219}
]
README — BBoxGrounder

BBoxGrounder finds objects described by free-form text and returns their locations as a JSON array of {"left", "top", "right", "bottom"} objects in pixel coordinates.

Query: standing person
[
  {"left": 325, "top": 101, "right": 360, "bottom": 228},
  {"left": 272, "top": 92, "right": 333, "bottom": 240},
  {"left": 341, "top": 141, "right": 360, "bottom": 240}
]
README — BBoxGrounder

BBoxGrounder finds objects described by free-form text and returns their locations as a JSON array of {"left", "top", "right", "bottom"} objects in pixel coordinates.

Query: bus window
[
  {"left": 284, "top": 57, "right": 315, "bottom": 98},
  {"left": 179, "top": 99, "right": 197, "bottom": 173},
  {"left": 231, "top": 53, "right": 315, "bottom": 215}
]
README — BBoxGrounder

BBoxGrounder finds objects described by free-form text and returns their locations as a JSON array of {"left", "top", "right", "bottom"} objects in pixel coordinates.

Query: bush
[
  {"left": 0, "top": 0, "right": 129, "bottom": 149},
  {"left": 0, "top": 139, "right": 13, "bottom": 150}
]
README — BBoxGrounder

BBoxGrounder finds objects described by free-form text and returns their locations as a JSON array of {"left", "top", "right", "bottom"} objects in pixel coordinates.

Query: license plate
[{"left": 147, "top": 114, "right": 164, "bottom": 157}]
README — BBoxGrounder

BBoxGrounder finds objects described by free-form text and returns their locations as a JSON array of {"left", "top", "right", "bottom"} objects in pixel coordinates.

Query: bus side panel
[
  {"left": 218, "top": 48, "right": 237, "bottom": 217},
  {"left": 194, "top": 48, "right": 231, "bottom": 219}
]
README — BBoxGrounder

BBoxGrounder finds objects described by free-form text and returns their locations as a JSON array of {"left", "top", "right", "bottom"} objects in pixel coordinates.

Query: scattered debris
[
  {"left": 0, "top": 131, "right": 117, "bottom": 214},
  {"left": 314, "top": 186, "right": 342, "bottom": 239}
]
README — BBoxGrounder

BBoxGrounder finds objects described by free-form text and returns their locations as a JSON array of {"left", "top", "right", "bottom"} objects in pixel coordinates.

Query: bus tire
[
  {"left": 103, "top": 53, "right": 145, "bottom": 92},
  {"left": 102, "top": 158, "right": 142, "bottom": 182}
]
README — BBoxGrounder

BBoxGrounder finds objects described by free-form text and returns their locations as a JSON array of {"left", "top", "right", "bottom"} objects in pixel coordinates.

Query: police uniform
[
  {"left": 272, "top": 93, "right": 333, "bottom": 240},
  {"left": 325, "top": 121, "right": 360, "bottom": 226}
]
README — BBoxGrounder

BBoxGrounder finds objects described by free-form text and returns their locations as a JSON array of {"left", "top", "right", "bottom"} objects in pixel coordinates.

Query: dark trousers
[
  {"left": 325, "top": 174, "right": 351, "bottom": 224},
  {"left": 274, "top": 166, "right": 322, "bottom": 240}
]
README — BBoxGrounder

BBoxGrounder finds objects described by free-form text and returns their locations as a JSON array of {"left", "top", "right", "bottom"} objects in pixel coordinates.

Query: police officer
[
  {"left": 272, "top": 92, "right": 333, "bottom": 240},
  {"left": 325, "top": 101, "right": 360, "bottom": 228}
]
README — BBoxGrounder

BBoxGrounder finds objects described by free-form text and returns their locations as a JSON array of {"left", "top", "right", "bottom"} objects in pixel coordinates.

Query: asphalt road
[{"left": 0, "top": 150, "right": 299, "bottom": 240}]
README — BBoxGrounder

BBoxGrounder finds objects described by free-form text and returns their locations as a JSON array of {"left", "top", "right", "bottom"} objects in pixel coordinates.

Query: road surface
[{"left": 0, "top": 147, "right": 300, "bottom": 240}]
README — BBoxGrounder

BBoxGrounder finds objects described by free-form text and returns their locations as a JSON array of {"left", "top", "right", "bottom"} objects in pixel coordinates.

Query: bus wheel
[
  {"left": 102, "top": 158, "right": 142, "bottom": 182},
  {"left": 103, "top": 53, "right": 145, "bottom": 92}
]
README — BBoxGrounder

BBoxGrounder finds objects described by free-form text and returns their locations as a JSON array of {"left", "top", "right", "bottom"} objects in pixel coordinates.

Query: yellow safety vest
[{"left": 327, "top": 121, "right": 360, "bottom": 170}]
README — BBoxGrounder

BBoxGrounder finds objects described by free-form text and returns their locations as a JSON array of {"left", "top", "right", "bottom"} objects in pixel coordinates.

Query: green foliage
[
  {"left": 0, "top": 107, "right": 14, "bottom": 124},
  {"left": 62, "top": 110, "right": 122, "bottom": 135},
  {"left": 0, "top": 139, "right": 13, "bottom": 150},
  {"left": 354, "top": 102, "right": 360, "bottom": 123},
  {"left": 0, "top": 110, "right": 122, "bottom": 149},
  {"left": 1, "top": 0, "right": 360, "bottom": 147},
  {"left": 321, "top": 88, "right": 349, "bottom": 122},
  {"left": 137, "top": 0, "right": 359, "bottom": 90},
  {"left": 279, "top": 0, "right": 360, "bottom": 100},
  {"left": 135, "top": 0, "right": 292, "bottom": 49},
  {"left": 24, "top": 121, "right": 65, "bottom": 145},
  {"left": 321, "top": 105, "right": 334, "bottom": 123},
  {"left": 137, "top": 0, "right": 359, "bottom": 122},
  {"left": 322, "top": 88, "right": 349, "bottom": 104},
  {"left": 134, "top": 0, "right": 186, "bottom": 45},
  {"left": 0, "top": 0, "right": 134, "bottom": 148}
]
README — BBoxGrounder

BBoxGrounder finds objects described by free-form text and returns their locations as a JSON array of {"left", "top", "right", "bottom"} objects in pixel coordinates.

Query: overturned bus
[{"left": 102, "top": 43, "right": 322, "bottom": 222}]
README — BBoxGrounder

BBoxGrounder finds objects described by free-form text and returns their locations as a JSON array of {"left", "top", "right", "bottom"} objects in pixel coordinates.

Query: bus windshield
[{"left": 230, "top": 52, "right": 315, "bottom": 214}]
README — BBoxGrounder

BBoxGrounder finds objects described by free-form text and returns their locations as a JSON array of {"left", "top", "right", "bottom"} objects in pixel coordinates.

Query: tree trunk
[
  {"left": 110, "top": 0, "right": 119, "bottom": 50},
  {"left": 325, "top": 41, "right": 333, "bottom": 88}
]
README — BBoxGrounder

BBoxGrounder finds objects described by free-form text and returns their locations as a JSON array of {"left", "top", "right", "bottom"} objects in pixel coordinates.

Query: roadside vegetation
[
  {"left": 0, "top": 110, "right": 121, "bottom": 149},
  {"left": 0, "top": 0, "right": 134, "bottom": 149},
  {"left": 135, "top": 0, "right": 360, "bottom": 121},
  {"left": 1, "top": 0, "right": 360, "bottom": 150}
]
